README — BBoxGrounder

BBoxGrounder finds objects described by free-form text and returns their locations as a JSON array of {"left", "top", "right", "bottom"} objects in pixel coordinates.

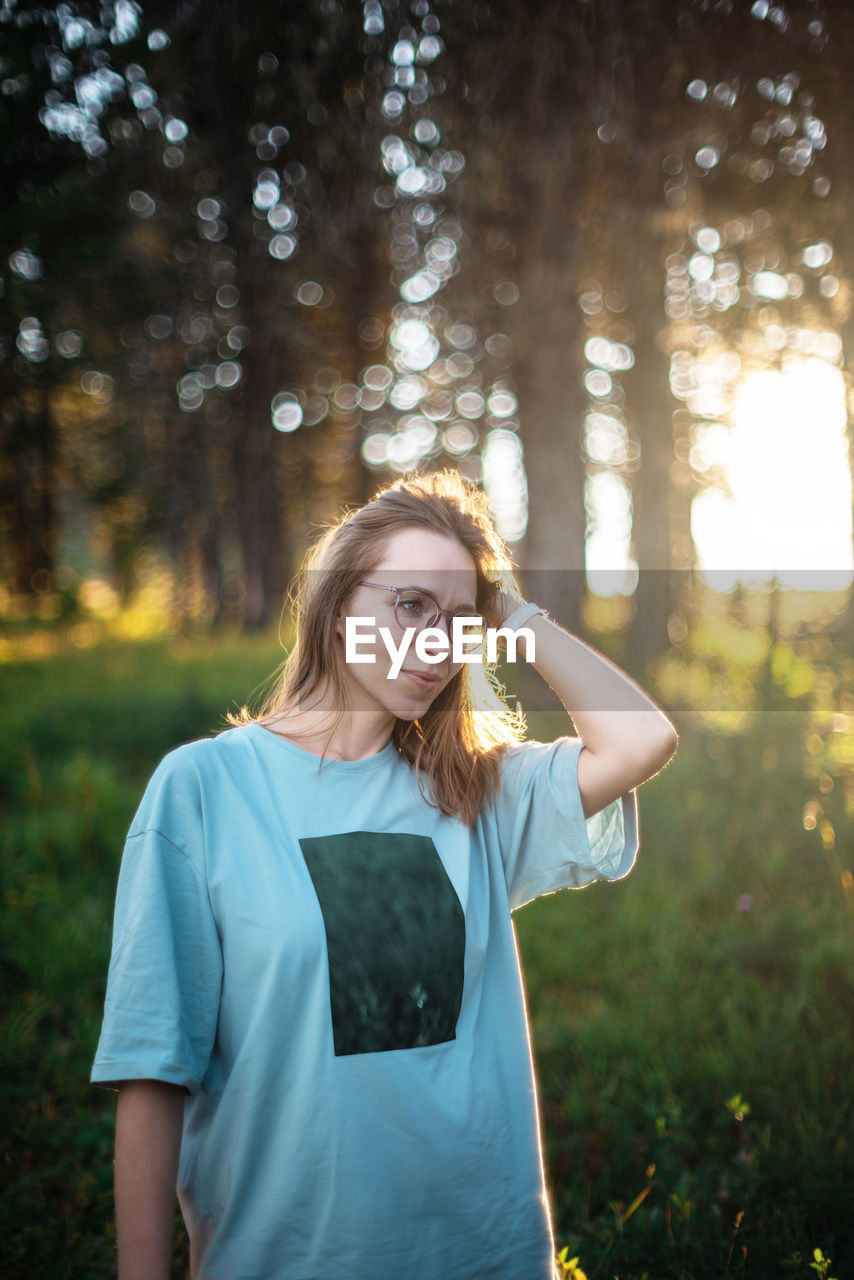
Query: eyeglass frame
[{"left": 355, "top": 580, "right": 481, "bottom": 635}]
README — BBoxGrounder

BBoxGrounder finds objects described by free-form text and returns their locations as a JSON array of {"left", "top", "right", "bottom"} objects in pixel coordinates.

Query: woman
[{"left": 92, "top": 470, "right": 677, "bottom": 1280}]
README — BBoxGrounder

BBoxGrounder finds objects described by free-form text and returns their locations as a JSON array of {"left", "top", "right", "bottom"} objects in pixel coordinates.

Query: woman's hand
[{"left": 491, "top": 586, "right": 525, "bottom": 627}]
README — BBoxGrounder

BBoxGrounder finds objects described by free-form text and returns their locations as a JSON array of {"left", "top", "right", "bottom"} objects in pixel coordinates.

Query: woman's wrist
[{"left": 501, "top": 601, "right": 548, "bottom": 631}]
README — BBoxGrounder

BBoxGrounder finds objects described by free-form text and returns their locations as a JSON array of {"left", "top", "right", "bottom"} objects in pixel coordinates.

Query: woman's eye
[{"left": 400, "top": 596, "right": 425, "bottom": 615}]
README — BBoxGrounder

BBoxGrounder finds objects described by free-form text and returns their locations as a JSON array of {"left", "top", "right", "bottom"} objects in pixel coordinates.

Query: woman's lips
[{"left": 402, "top": 668, "right": 440, "bottom": 691}]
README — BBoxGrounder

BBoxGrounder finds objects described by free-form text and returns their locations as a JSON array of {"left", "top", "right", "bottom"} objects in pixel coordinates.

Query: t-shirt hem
[
  {"left": 510, "top": 791, "right": 638, "bottom": 909},
  {"left": 90, "top": 1060, "right": 199, "bottom": 1093}
]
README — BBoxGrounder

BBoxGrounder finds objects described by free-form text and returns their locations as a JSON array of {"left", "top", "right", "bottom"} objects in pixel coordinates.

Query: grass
[
  {"left": 1, "top": 622, "right": 852, "bottom": 1278},
  {"left": 521, "top": 723, "right": 854, "bottom": 1277}
]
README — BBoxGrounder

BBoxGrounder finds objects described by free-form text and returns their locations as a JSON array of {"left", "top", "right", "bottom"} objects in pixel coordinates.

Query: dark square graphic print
[{"left": 299, "top": 831, "right": 465, "bottom": 1056}]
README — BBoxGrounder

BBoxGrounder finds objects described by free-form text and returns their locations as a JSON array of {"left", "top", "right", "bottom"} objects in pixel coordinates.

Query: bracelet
[{"left": 501, "top": 602, "right": 548, "bottom": 631}]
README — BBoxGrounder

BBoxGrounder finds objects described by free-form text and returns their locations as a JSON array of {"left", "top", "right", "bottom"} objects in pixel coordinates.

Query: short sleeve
[
  {"left": 488, "top": 737, "right": 639, "bottom": 911},
  {"left": 91, "top": 747, "right": 223, "bottom": 1093}
]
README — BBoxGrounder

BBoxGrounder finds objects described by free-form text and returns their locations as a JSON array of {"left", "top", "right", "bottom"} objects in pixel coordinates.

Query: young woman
[{"left": 92, "top": 470, "right": 677, "bottom": 1280}]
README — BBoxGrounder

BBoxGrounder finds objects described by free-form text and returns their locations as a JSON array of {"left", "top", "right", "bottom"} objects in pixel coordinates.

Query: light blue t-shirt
[{"left": 92, "top": 723, "right": 638, "bottom": 1280}]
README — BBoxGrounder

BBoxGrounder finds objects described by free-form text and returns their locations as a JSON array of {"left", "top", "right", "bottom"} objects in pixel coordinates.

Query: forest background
[{"left": 2, "top": 1, "right": 854, "bottom": 1278}]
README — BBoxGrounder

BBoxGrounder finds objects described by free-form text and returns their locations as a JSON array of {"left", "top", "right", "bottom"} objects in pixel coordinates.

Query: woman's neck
[{"left": 260, "top": 696, "right": 395, "bottom": 762}]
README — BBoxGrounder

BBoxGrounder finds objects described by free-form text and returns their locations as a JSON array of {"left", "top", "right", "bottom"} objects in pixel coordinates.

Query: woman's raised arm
[{"left": 503, "top": 606, "right": 678, "bottom": 817}]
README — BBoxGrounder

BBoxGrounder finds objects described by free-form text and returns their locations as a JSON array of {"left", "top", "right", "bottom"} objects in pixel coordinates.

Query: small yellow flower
[{"left": 557, "top": 1253, "right": 588, "bottom": 1280}]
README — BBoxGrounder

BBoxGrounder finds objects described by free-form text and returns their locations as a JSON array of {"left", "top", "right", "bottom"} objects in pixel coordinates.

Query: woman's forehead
[{"left": 369, "top": 528, "right": 478, "bottom": 590}]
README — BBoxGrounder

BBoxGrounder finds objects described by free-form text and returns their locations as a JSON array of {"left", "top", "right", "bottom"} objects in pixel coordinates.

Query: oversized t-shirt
[{"left": 91, "top": 723, "right": 638, "bottom": 1280}]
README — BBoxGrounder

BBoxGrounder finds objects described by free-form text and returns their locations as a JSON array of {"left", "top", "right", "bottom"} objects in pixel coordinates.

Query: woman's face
[{"left": 334, "top": 527, "right": 479, "bottom": 723}]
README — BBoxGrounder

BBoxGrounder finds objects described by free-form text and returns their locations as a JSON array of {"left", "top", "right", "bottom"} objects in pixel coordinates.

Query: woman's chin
[
  {"left": 390, "top": 693, "right": 436, "bottom": 720},
  {"left": 388, "top": 683, "right": 443, "bottom": 719}
]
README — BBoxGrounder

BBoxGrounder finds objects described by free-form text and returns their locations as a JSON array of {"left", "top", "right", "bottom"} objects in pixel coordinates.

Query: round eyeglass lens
[{"left": 394, "top": 590, "right": 439, "bottom": 630}]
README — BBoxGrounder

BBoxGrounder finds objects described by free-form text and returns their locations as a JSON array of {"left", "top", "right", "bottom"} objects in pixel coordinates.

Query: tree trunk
[
  {"left": 512, "top": 280, "right": 586, "bottom": 637},
  {"left": 230, "top": 274, "right": 289, "bottom": 630},
  {"left": 626, "top": 309, "right": 677, "bottom": 665},
  {"left": 198, "top": 0, "right": 291, "bottom": 629},
  {"left": 9, "top": 392, "right": 56, "bottom": 596}
]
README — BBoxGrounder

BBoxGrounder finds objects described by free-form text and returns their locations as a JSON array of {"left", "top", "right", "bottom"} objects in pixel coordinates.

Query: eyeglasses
[{"left": 356, "top": 581, "right": 481, "bottom": 636}]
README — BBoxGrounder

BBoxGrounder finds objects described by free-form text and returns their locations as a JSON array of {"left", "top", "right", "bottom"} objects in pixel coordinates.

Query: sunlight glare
[
  {"left": 692, "top": 357, "right": 853, "bottom": 590},
  {"left": 585, "top": 472, "right": 638, "bottom": 597}
]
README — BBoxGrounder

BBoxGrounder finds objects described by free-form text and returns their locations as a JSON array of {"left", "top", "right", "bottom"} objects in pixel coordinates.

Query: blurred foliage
[{"left": 1, "top": 0, "right": 852, "bottom": 649}]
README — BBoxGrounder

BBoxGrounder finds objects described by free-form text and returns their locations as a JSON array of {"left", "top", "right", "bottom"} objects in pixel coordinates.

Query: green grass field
[{"left": 1, "top": 627, "right": 852, "bottom": 1279}]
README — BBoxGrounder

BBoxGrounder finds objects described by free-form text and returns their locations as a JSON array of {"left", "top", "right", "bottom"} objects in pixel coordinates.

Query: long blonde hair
[{"left": 232, "top": 470, "right": 527, "bottom": 825}]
